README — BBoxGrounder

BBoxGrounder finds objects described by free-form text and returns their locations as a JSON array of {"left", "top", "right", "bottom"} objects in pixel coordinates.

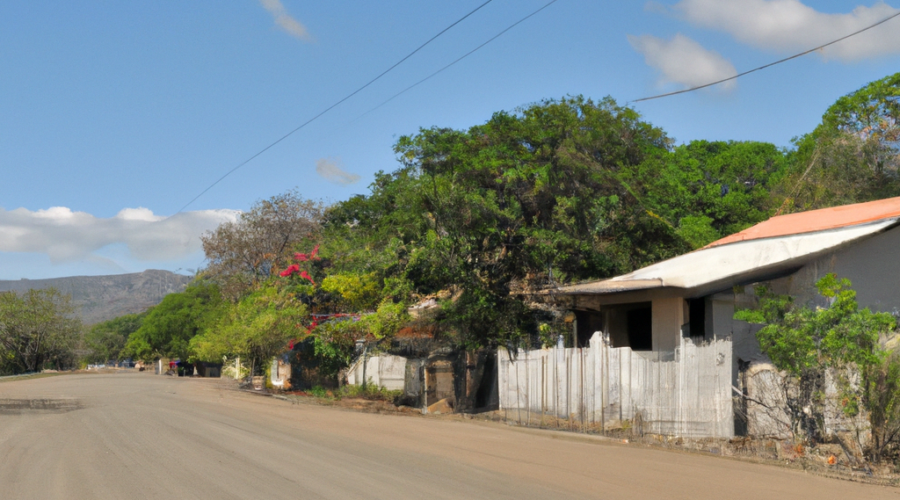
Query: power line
[
  {"left": 361, "top": 0, "right": 561, "bottom": 118},
  {"left": 632, "top": 9, "right": 900, "bottom": 103},
  {"left": 177, "top": 0, "right": 495, "bottom": 213}
]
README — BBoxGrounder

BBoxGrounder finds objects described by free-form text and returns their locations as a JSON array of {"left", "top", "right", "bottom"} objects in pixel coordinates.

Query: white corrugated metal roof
[{"left": 555, "top": 219, "right": 899, "bottom": 295}]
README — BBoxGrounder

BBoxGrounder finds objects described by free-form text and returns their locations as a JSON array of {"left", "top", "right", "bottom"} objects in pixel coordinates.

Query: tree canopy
[
  {"left": 0, "top": 288, "right": 81, "bottom": 374},
  {"left": 201, "top": 191, "right": 324, "bottom": 300},
  {"left": 84, "top": 311, "right": 146, "bottom": 363},
  {"left": 124, "top": 281, "right": 224, "bottom": 361},
  {"left": 780, "top": 72, "right": 900, "bottom": 211}
]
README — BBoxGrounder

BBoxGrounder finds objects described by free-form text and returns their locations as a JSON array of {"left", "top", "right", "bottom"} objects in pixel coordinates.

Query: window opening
[{"left": 689, "top": 298, "right": 706, "bottom": 338}]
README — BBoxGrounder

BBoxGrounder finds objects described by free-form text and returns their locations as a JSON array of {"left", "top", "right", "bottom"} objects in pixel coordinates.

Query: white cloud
[
  {"left": 0, "top": 206, "right": 239, "bottom": 263},
  {"left": 315, "top": 158, "right": 360, "bottom": 186},
  {"left": 673, "top": 0, "right": 900, "bottom": 61},
  {"left": 629, "top": 34, "right": 738, "bottom": 90},
  {"left": 258, "top": 0, "right": 312, "bottom": 41}
]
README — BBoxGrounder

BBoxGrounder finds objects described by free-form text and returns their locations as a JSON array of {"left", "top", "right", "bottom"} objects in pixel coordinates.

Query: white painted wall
[{"left": 346, "top": 354, "right": 407, "bottom": 391}]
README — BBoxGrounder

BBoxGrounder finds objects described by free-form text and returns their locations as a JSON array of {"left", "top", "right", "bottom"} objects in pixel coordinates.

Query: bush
[
  {"left": 309, "top": 385, "right": 329, "bottom": 398},
  {"left": 338, "top": 384, "right": 403, "bottom": 403}
]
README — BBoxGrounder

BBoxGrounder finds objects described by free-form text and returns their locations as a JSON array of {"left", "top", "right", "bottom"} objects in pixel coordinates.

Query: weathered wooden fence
[{"left": 498, "top": 334, "right": 733, "bottom": 438}]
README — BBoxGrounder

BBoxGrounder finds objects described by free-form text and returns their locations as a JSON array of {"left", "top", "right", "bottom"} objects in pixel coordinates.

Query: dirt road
[{"left": 0, "top": 373, "right": 895, "bottom": 499}]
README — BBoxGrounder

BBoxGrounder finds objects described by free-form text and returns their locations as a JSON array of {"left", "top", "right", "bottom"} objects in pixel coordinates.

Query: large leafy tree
[
  {"left": 124, "top": 281, "right": 224, "bottom": 361},
  {"left": 780, "top": 72, "right": 900, "bottom": 211},
  {"left": 634, "top": 140, "right": 790, "bottom": 248},
  {"left": 327, "top": 96, "right": 687, "bottom": 347},
  {"left": 0, "top": 288, "right": 81, "bottom": 374},
  {"left": 190, "top": 283, "right": 307, "bottom": 375},
  {"left": 84, "top": 311, "right": 146, "bottom": 363}
]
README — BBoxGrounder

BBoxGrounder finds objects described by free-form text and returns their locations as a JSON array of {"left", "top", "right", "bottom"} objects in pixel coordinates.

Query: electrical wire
[
  {"left": 177, "top": 0, "right": 495, "bottom": 213},
  {"left": 632, "top": 9, "right": 900, "bottom": 103},
  {"left": 360, "top": 0, "right": 560, "bottom": 118}
]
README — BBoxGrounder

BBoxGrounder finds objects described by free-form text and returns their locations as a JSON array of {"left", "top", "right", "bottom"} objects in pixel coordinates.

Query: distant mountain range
[{"left": 0, "top": 270, "right": 193, "bottom": 324}]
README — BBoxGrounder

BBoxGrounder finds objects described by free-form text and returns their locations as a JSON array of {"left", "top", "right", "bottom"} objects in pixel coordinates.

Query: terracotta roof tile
[{"left": 706, "top": 196, "right": 900, "bottom": 249}]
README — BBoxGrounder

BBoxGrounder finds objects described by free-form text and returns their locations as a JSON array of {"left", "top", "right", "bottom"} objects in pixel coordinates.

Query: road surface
[{"left": 0, "top": 373, "right": 895, "bottom": 499}]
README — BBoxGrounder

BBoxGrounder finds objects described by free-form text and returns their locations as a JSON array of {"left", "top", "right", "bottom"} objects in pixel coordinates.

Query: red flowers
[
  {"left": 279, "top": 245, "right": 319, "bottom": 283},
  {"left": 294, "top": 245, "right": 320, "bottom": 262},
  {"left": 279, "top": 264, "right": 300, "bottom": 277}
]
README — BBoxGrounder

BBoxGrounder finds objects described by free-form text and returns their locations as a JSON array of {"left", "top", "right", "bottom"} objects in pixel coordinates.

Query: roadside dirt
[
  {"left": 255, "top": 384, "right": 900, "bottom": 487},
  {"left": 2, "top": 373, "right": 897, "bottom": 499}
]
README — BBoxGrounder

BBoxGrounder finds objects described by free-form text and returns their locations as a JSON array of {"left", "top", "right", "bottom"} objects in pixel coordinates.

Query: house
[{"left": 501, "top": 197, "right": 900, "bottom": 438}]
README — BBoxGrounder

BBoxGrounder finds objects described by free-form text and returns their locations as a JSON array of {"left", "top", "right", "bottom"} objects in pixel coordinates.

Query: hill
[{"left": 0, "top": 270, "right": 192, "bottom": 324}]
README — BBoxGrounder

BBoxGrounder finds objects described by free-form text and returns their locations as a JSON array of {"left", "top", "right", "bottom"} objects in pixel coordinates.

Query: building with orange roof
[{"left": 499, "top": 197, "right": 900, "bottom": 439}]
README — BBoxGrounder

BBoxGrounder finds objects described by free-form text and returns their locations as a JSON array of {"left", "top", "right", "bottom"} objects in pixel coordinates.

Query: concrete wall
[
  {"left": 652, "top": 297, "right": 683, "bottom": 352},
  {"left": 346, "top": 354, "right": 408, "bottom": 391},
  {"left": 788, "top": 225, "right": 900, "bottom": 313}
]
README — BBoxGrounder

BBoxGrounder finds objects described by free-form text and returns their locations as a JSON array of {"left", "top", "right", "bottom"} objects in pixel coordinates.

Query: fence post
[{"left": 541, "top": 355, "right": 546, "bottom": 427}]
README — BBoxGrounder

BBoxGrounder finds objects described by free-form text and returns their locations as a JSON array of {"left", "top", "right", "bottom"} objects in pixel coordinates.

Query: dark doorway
[
  {"left": 689, "top": 298, "right": 707, "bottom": 338},
  {"left": 475, "top": 352, "right": 497, "bottom": 410},
  {"left": 575, "top": 310, "right": 603, "bottom": 347},
  {"left": 626, "top": 305, "right": 653, "bottom": 351}
]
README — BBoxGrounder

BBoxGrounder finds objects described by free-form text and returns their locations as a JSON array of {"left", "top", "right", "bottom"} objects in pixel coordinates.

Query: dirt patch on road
[{"left": 0, "top": 398, "right": 83, "bottom": 414}]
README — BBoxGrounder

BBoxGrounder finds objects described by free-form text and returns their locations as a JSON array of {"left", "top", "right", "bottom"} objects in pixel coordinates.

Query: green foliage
[
  {"left": 747, "top": 275, "right": 893, "bottom": 378},
  {"left": 84, "top": 311, "right": 146, "bottom": 363},
  {"left": 676, "top": 216, "right": 720, "bottom": 249},
  {"left": 358, "top": 300, "right": 409, "bottom": 340},
  {"left": 317, "top": 98, "right": 801, "bottom": 348},
  {"left": 635, "top": 140, "right": 789, "bottom": 247},
  {"left": 0, "top": 288, "right": 81, "bottom": 374},
  {"left": 320, "top": 273, "right": 380, "bottom": 311},
  {"left": 733, "top": 285, "right": 793, "bottom": 325},
  {"left": 337, "top": 383, "right": 403, "bottom": 403},
  {"left": 309, "top": 327, "right": 356, "bottom": 378},
  {"left": 190, "top": 282, "right": 306, "bottom": 370},
  {"left": 735, "top": 275, "right": 896, "bottom": 446},
  {"left": 308, "top": 385, "right": 329, "bottom": 398},
  {"left": 864, "top": 352, "right": 900, "bottom": 459},
  {"left": 537, "top": 321, "right": 567, "bottom": 348},
  {"left": 780, "top": 72, "right": 900, "bottom": 211},
  {"left": 124, "top": 281, "right": 224, "bottom": 361},
  {"left": 326, "top": 96, "right": 697, "bottom": 348}
]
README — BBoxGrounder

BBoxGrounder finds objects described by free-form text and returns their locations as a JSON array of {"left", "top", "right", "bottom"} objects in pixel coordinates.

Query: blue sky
[{"left": 2, "top": 0, "right": 899, "bottom": 279}]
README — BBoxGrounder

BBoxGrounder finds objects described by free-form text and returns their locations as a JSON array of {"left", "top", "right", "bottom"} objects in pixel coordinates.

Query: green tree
[
  {"left": 633, "top": 140, "right": 789, "bottom": 248},
  {"left": 779, "top": 72, "right": 900, "bottom": 211},
  {"left": 84, "top": 312, "right": 146, "bottom": 363},
  {"left": 124, "top": 281, "right": 224, "bottom": 361},
  {"left": 0, "top": 288, "right": 81, "bottom": 374},
  {"left": 190, "top": 283, "right": 306, "bottom": 376},
  {"left": 329, "top": 96, "right": 686, "bottom": 348}
]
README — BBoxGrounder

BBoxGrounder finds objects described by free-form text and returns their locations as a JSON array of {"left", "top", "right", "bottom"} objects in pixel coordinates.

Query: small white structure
[
  {"left": 346, "top": 354, "right": 408, "bottom": 391},
  {"left": 270, "top": 356, "right": 291, "bottom": 389}
]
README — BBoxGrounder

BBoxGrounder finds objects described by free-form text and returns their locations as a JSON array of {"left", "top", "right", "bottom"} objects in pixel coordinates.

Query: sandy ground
[{"left": 0, "top": 373, "right": 897, "bottom": 499}]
